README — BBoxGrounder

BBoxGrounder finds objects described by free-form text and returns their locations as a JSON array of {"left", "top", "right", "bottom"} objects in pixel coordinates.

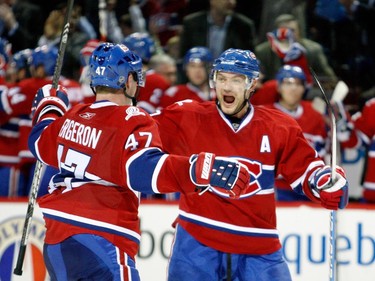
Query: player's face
[
  {"left": 215, "top": 72, "right": 250, "bottom": 117},
  {"left": 186, "top": 61, "right": 208, "bottom": 87},
  {"left": 157, "top": 63, "right": 177, "bottom": 85},
  {"left": 278, "top": 77, "right": 305, "bottom": 109}
]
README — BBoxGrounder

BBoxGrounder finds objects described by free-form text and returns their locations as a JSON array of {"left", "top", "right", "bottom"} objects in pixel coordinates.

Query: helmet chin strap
[
  {"left": 123, "top": 87, "right": 138, "bottom": 106},
  {"left": 124, "top": 74, "right": 140, "bottom": 106}
]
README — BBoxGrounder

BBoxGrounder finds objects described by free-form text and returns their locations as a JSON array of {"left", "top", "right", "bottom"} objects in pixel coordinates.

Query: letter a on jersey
[{"left": 260, "top": 135, "right": 271, "bottom": 153}]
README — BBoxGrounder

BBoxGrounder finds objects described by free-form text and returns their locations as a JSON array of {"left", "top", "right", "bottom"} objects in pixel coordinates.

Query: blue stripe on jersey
[
  {"left": 370, "top": 141, "right": 375, "bottom": 152},
  {"left": 257, "top": 168, "right": 275, "bottom": 190},
  {"left": 42, "top": 212, "right": 141, "bottom": 244},
  {"left": 0, "top": 120, "right": 19, "bottom": 132},
  {"left": 179, "top": 213, "right": 279, "bottom": 239},
  {"left": 127, "top": 148, "right": 166, "bottom": 194},
  {"left": 28, "top": 119, "right": 54, "bottom": 158}
]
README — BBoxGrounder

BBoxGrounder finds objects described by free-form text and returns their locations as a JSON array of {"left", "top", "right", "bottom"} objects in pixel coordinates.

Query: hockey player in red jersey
[
  {"left": 350, "top": 98, "right": 375, "bottom": 202},
  {"left": 28, "top": 43, "right": 253, "bottom": 281},
  {"left": 0, "top": 37, "right": 24, "bottom": 196},
  {"left": 1, "top": 45, "right": 84, "bottom": 196},
  {"left": 122, "top": 32, "right": 174, "bottom": 113},
  {"left": 158, "top": 46, "right": 216, "bottom": 109},
  {"left": 265, "top": 65, "right": 328, "bottom": 201},
  {"left": 153, "top": 48, "right": 349, "bottom": 281}
]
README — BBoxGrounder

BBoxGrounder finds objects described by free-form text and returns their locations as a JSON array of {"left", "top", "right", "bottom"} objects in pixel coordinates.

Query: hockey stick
[
  {"left": 13, "top": 0, "right": 75, "bottom": 275},
  {"left": 309, "top": 68, "right": 338, "bottom": 281},
  {"left": 312, "top": 80, "right": 349, "bottom": 115},
  {"left": 98, "top": 0, "right": 108, "bottom": 41}
]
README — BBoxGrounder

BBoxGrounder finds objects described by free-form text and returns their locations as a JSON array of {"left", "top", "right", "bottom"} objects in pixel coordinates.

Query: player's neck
[
  {"left": 96, "top": 93, "right": 132, "bottom": 106},
  {"left": 279, "top": 100, "right": 299, "bottom": 112}
]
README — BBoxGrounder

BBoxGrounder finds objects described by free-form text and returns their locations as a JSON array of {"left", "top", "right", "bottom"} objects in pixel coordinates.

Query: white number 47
[
  {"left": 125, "top": 132, "right": 152, "bottom": 151},
  {"left": 95, "top": 66, "right": 105, "bottom": 75}
]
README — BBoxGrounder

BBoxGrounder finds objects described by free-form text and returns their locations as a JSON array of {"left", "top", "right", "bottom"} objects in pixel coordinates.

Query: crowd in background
[{"left": 0, "top": 0, "right": 374, "bottom": 202}]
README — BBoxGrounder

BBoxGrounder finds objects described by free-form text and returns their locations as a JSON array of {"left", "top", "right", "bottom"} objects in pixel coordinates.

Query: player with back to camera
[
  {"left": 152, "top": 48, "right": 349, "bottom": 281},
  {"left": 27, "top": 43, "right": 253, "bottom": 280}
]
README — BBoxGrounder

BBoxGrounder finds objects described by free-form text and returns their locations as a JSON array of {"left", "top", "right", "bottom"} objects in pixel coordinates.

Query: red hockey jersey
[
  {"left": 153, "top": 100, "right": 325, "bottom": 255},
  {"left": 137, "top": 70, "right": 170, "bottom": 113},
  {"left": 158, "top": 83, "right": 216, "bottom": 109},
  {"left": 266, "top": 101, "right": 327, "bottom": 196},
  {"left": 29, "top": 101, "right": 199, "bottom": 259},
  {"left": 352, "top": 98, "right": 375, "bottom": 202}
]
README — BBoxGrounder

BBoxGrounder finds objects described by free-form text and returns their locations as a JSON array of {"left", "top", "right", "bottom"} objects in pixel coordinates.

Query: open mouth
[{"left": 223, "top": 96, "right": 235, "bottom": 104}]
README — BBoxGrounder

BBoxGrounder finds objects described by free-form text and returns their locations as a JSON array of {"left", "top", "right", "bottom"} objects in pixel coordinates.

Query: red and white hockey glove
[
  {"left": 309, "top": 165, "right": 349, "bottom": 210},
  {"left": 267, "top": 27, "right": 296, "bottom": 60},
  {"left": 31, "top": 84, "right": 70, "bottom": 125},
  {"left": 189, "top": 152, "right": 251, "bottom": 199}
]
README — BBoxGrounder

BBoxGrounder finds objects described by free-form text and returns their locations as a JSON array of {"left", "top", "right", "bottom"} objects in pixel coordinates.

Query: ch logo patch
[{"left": 125, "top": 106, "right": 146, "bottom": 120}]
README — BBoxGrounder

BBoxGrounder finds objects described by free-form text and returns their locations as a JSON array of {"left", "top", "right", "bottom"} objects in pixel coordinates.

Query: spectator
[
  {"left": 0, "top": 0, "right": 44, "bottom": 52},
  {"left": 179, "top": 0, "right": 257, "bottom": 60},
  {"left": 38, "top": 3, "right": 91, "bottom": 81},
  {"left": 147, "top": 0, "right": 187, "bottom": 47},
  {"left": 98, "top": 0, "right": 123, "bottom": 42},
  {"left": 257, "top": 0, "right": 307, "bottom": 42},
  {"left": 255, "top": 13, "right": 337, "bottom": 92}
]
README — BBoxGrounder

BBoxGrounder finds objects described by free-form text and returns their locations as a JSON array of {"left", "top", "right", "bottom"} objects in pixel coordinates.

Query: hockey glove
[
  {"left": 332, "top": 101, "right": 354, "bottom": 142},
  {"left": 267, "top": 27, "right": 296, "bottom": 59},
  {"left": 31, "top": 84, "right": 70, "bottom": 125},
  {"left": 189, "top": 152, "right": 251, "bottom": 199},
  {"left": 309, "top": 165, "right": 349, "bottom": 210}
]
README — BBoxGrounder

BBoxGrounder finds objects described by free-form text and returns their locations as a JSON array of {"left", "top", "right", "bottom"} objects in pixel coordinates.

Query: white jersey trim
[
  {"left": 40, "top": 207, "right": 141, "bottom": 242},
  {"left": 179, "top": 209, "right": 279, "bottom": 236}
]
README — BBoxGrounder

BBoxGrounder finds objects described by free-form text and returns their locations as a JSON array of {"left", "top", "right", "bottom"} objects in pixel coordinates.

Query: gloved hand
[
  {"left": 189, "top": 152, "right": 251, "bottom": 199},
  {"left": 31, "top": 84, "right": 70, "bottom": 125},
  {"left": 267, "top": 27, "right": 296, "bottom": 60},
  {"left": 332, "top": 101, "right": 354, "bottom": 142},
  {"left": 309, "top": 165, "right": 349, "bottom": 210},
  {"left": 267, "top": 27, "right": 313, "bottom": 85},
  {"left": 283, "top": 42, "right": 306, "bottom": 62}
]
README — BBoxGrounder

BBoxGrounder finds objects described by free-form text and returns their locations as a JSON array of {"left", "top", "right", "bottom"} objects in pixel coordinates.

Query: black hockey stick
[
  {"left": 13, "top": 0, "right": 75, "bottom": 275},
  {"left": 309, "top": 67, "right": 338, "bottom": 281}
]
